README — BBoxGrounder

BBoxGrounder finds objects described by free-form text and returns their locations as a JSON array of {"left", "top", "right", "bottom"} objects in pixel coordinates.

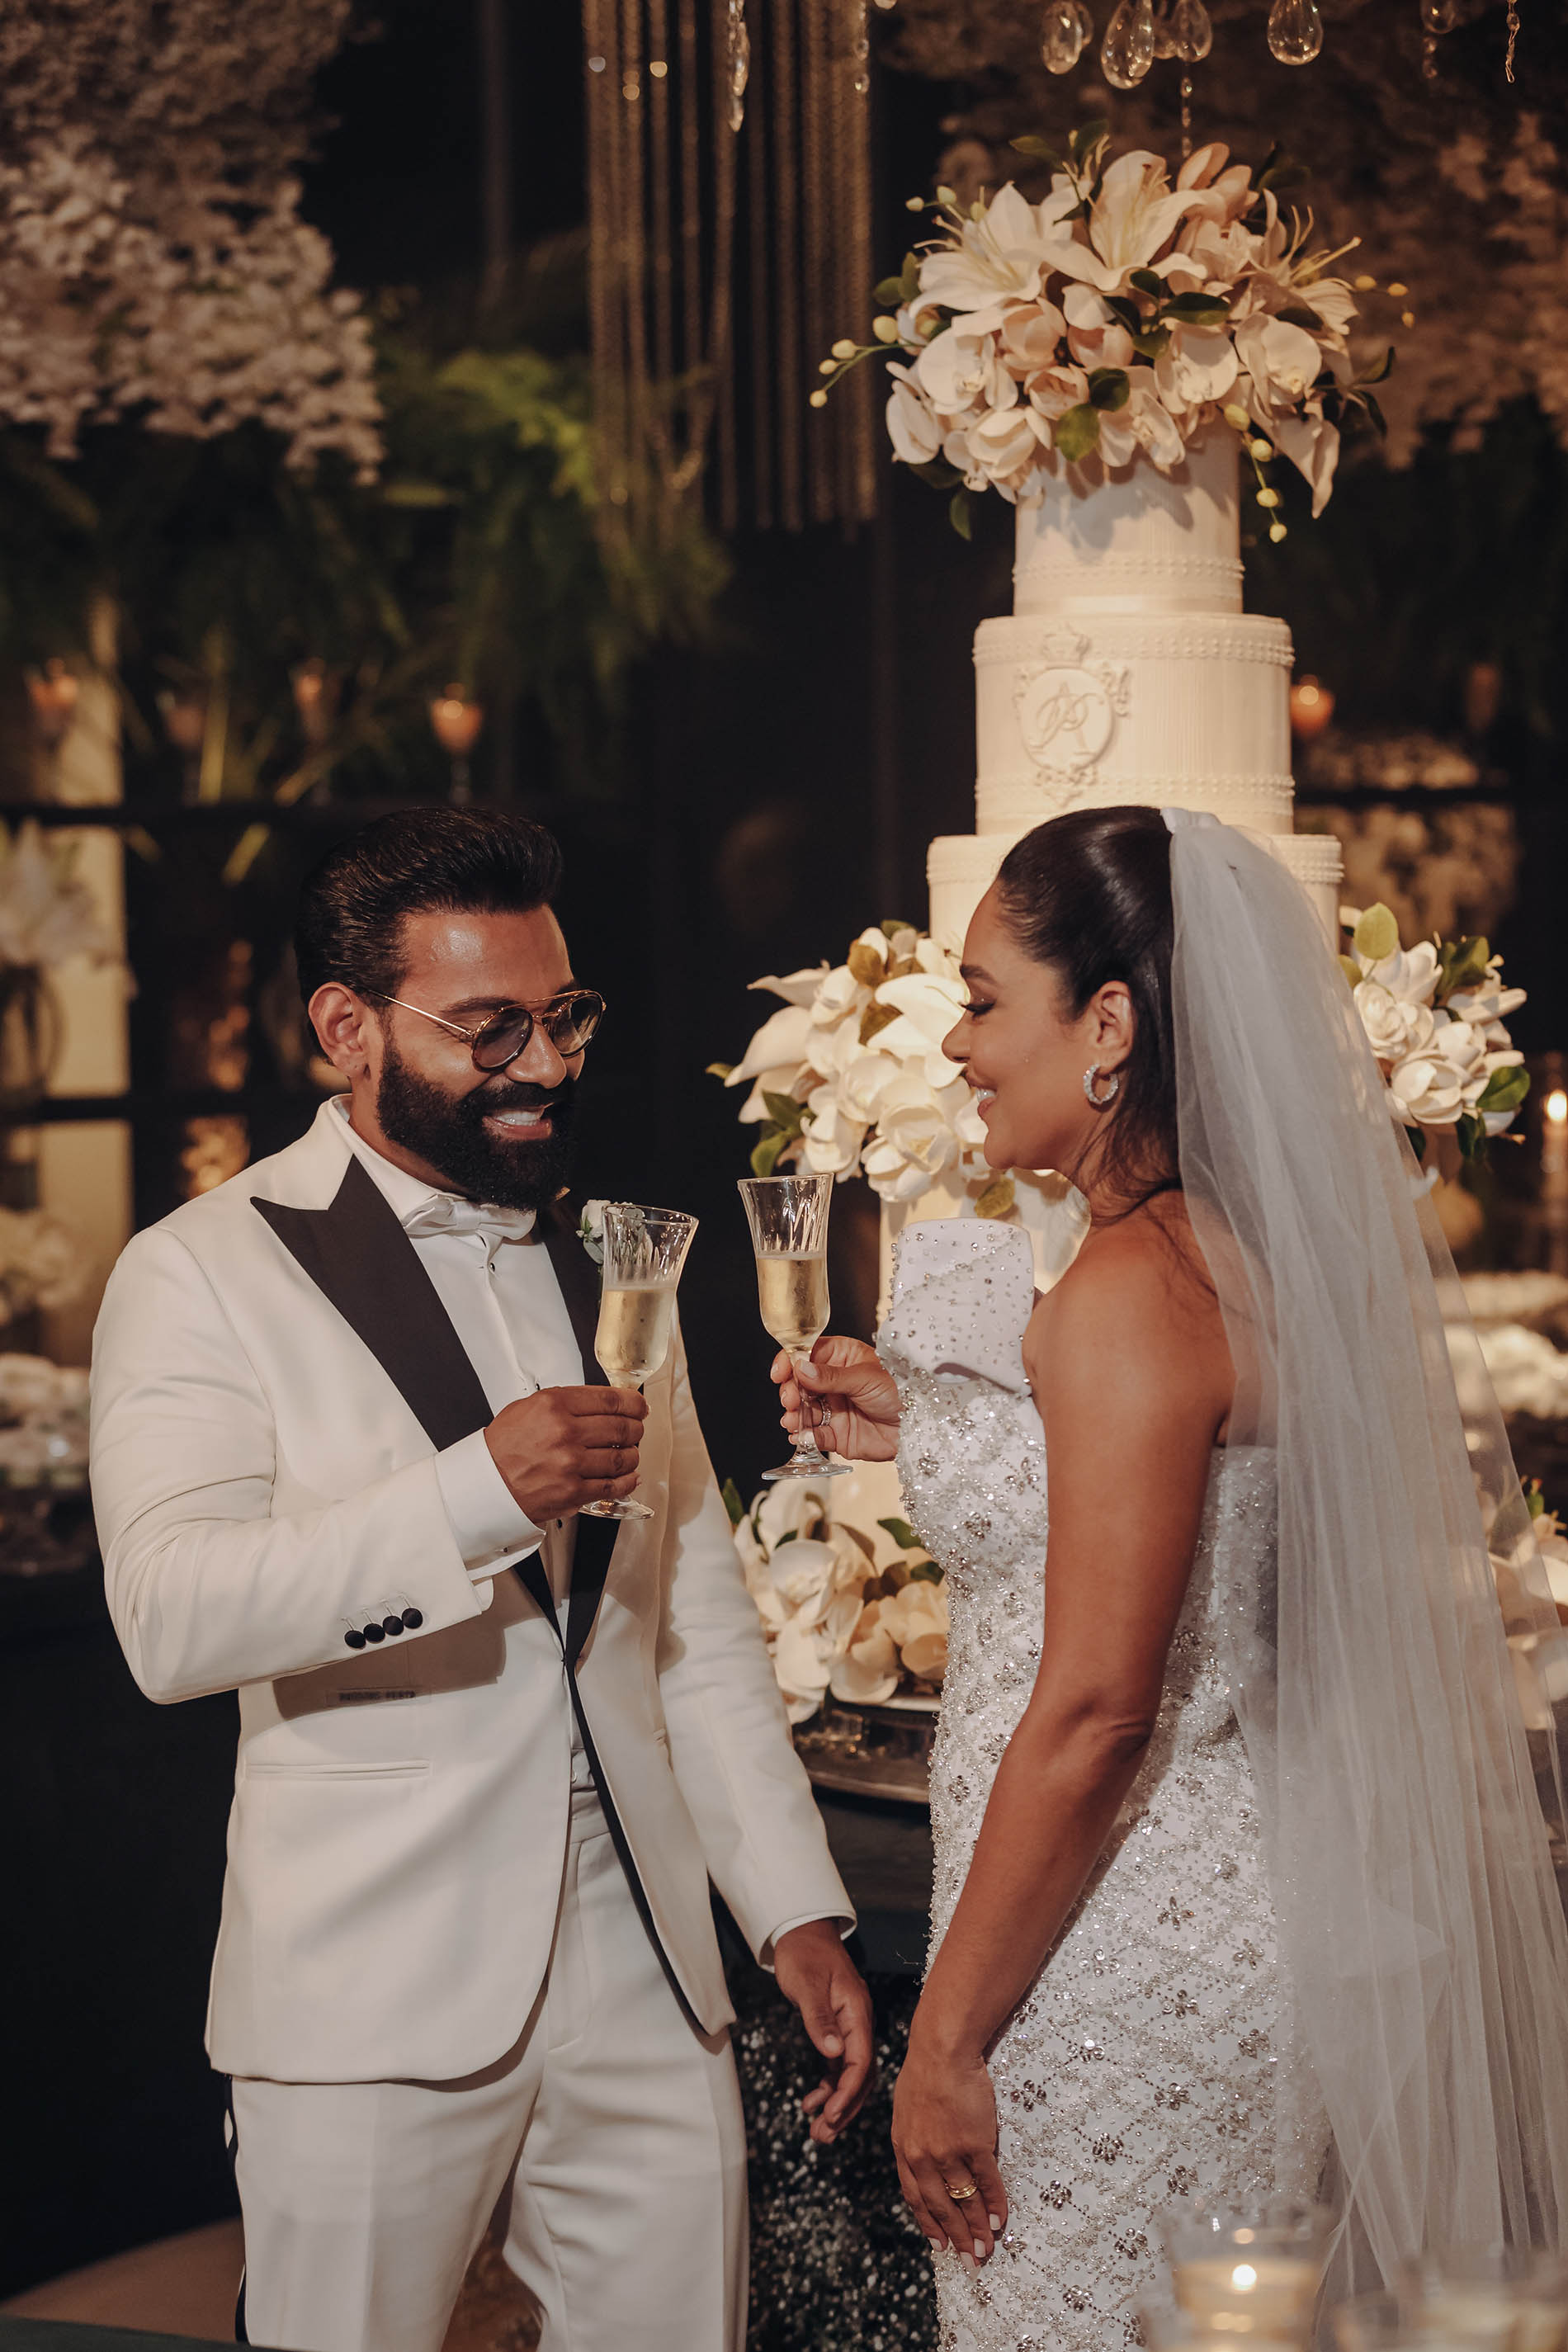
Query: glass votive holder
[
  {"left": 1333, "top": 2289, "right": 1518, "bottom": 2352},
  {"left": 1160, "top": 2199, "right": 1337, "bottom": 2343},
  {"left": 1400, "top": 2248, "right": 1568, "bottom": 2352},
  {"left": 1141, "top": 2300, "right": 1300, "bottom": 2352}
]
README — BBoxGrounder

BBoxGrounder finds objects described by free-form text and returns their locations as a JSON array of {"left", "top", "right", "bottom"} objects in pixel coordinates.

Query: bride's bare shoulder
[{"left": 1023, "top": 1198, "right": 1229, "bottom": 1415}]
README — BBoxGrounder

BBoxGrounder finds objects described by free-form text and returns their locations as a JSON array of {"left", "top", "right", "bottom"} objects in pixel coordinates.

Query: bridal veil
[{"left": 1163, "top": 808, "right": 1568, "bottom": 2282}]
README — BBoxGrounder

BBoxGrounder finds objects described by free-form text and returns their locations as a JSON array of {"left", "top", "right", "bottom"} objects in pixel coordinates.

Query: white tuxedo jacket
[{"left": 89, "top": 1106, "right": 850, "bottom": 2084}]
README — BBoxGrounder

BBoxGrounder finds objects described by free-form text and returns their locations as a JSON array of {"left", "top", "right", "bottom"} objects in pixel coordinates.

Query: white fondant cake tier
[
  {"left": 928, "top": 825, "right": 1344, "bottom": 952},
  {"left": 975, "top": 611, "right": 1292, "bottom": 825},
  {"left": 1014, "top": 431, "right": 1243, "bottom": 616}
]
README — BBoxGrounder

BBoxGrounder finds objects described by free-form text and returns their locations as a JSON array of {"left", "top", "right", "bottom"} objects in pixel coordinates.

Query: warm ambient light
[
  {"left": 1547, "top": 1089, "right": 1568, "bottom": 1127},
  {"left": 1230, "top": 2267, "right": 1259, "bottom": 2293},
  {"left": 1288, "top": 675, "right": 1335, "bottom": 740}
]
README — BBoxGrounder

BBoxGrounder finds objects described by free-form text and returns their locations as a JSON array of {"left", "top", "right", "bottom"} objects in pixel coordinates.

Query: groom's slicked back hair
[{"left": 295, "top": 806, "right": 564, "bottom": 1005}]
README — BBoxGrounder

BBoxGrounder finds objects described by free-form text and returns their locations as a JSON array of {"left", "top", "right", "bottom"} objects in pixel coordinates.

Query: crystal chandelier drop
[
  {"left": 1266, "top": 0, "right": 1324, "bottom": 64},
  {"left": 1100, "top": 0, "right": 1156, "bottom": 87}
]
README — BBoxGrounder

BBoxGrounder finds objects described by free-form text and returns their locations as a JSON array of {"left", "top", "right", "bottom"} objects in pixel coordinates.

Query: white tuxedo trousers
[{"left": 229, "top": 1788, "right": 748, "bottom": 2352}]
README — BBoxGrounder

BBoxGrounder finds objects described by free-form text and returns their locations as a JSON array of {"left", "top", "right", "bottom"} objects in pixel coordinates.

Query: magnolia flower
[
  {"left": 801, "top": 1087, "right": 868, "bottom": 1178},
  {"left": 723, "top": 986, "right": 820, "bottom": 1121},
  {"left": 861, "top": 1070, "right": 971, "bottom": 1202},
  {"left": 966, "top": 402, "right": 1047, "bottom": 496},
  {"left": 1358, "top": 937, "right": 1442, "bottom": 1005},
  {"left": 1448, "top": 973, "right": 1528, "bottom": 1046},
  {"left": 577, "top": 1200, "right": 607, "bottom": 1265},
  {"left": 880, "top": 1578, "right": 951, "bottom": 1682},
  {"left": 1062, "top": 283, "right": 1135, "bottom": 372},
  {"left": 1353, "top": 979, "right": 1429, "bottom": 1063},
  {"left": 871, "top": 971, "right": 968, "bottom": 1089},
  {"left": 829, "top": 1603, "right": 900, "bottom": 1706},
  {"left": 999, "top": 300, "right": 1067, "bottom": 377},
  {"left": 1386, "top": 1041, "right": 1473, "bottom": 1127}
]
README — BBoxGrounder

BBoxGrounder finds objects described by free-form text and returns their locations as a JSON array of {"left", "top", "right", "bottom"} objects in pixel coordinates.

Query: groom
[{"left": 89, "top": 807, "right": 868, "bottom": 2352}]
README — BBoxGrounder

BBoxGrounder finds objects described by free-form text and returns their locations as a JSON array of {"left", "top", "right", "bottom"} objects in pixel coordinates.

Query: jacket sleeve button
[
  {"left": 343, "top": 1628, "right": 366, "bottom": 1651},
  {"left": 363, "top": 1621, "right": 385, "bottom": 1644},
  {"left": 382, "top": 1615, "right": 405, "bottom": 1638},
  {"left": 401, "top": 1607, "right": 423, "bottom": 1630}
]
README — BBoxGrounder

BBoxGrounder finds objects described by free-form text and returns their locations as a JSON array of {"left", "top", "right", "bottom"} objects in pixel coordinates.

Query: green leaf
[
  {"left": 1103, "top": 295, "right": 1143, "bottom": 334},
  {"left": 1131, "top": 328, "right": 1172, "bottom": 360},
  {"left": 1258, "top": 153, "right": 1307, "bottom": 193},
  {"left": 1337, "top": 954, "right": 1363, "bottom": 990},
  {"left": 761, "top": 1089, "right": 808, "bottom": 1132},
  {"left": 1010, "top": 135, "right": 1067, "bottom": 168},
  {"left": 1358, "top": 344, "right": 1396, "bottom": 386},
  {"left": 1406, "top": 1126, "right": 1428, "bottom": 1163},
  {"left": 773, "top": 1528, "right": 799, "bottom": 1547},
  {"left": 1276, "top": 305, "right": 1322, "bottom": 330},
  {"left": 1353, "top": 903, "right": 1400, "bottom": 963},
  {"left": 909, "top": 456, "right": 961, "bottom": 492},
  {"left": 907, "top": 1558, "right": 944, "bottom": 1585},
  {"left": 1054, "top": 403, "right": 1101, "bottom": 462},
  {"left": 880, "top": 916, "right": 915, "bottom": 937},
  {"left": 1070, "top": 118, "right": 1110, "bottom": 161},
  {"left": 1363, "top": 392, "right": 1388, "bottom": 438},
  {"left": 1160, "top": 294, "right": 1230, "bottom": 327},
  {"left": 1477, "top": 1065, "right": 1531, "bottom": 1113},
  {"left": 1130, "top": 268, "right": 1164, "bottom": 297},
  {"left": 1457, "top": 1111, "right": 1487, "bottom": 1161},
  {"left": 749, "top": 1128, "right": 789, "bottom": 1178},
  {"left": 900, "top": 252, "right": 921, "bottom": 300},
  {"left": 878, "top": 1515, "right": 919, "bottom": 1551},
  {"left": 874, "top": 275, "right": 905, "bottom": 307},
  {"left": 949, "top": 486, "right": 973, "bottom": 540},
  {"left": 706, "top": 1060, "right": 734, "bottom": 1079},
  {"left": 860, "top": 1000, "right": 900, "bottom": 1046},
  {"left": 847, "top": 941, "right": 887, "bottom": 986},
  {"left": 1088, "top": 366, "right": 1131, "bottom": 413},
  {"left": 1528, "top": 1481, "right": 1547, "bottom": 1520},
  {"left": 837, "top": 1521, "right": 879, "bottom": 1565},
  {"left": 720, "top": 1476, "right": 746, "bottom": 1528}
]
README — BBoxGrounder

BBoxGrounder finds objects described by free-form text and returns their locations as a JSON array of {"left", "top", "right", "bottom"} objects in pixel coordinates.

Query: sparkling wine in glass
[
  {"left": 737, "top": 1172, "right": 849, "bottom": 1482},
  {"left": 581, "top": 1202, "right": 697, "bottom": 1521}
]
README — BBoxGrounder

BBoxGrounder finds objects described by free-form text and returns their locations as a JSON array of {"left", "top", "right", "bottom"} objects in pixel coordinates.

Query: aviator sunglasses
[{"left": 361, "top": 986, "right": 607, "bottom": 1073}]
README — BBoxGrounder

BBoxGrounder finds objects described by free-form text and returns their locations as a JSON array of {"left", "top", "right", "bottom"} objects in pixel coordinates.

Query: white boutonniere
[{"left": 578, "top": 1199, "right": 607, "bottom": 1265}]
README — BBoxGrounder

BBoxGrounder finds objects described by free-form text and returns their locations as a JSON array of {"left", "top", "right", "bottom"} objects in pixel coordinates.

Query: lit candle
[
  {"left": 1173, "top": 2255, "right": 1321, "bottom": 2340},
  {"left": 1544, "top": 1088, "right": 1568, "bottom": 1184}
]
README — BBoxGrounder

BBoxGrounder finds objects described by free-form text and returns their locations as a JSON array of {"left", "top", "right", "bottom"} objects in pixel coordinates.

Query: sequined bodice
[{"left": 879, "top": 1218, "right": 1304, "bottom": 2352}]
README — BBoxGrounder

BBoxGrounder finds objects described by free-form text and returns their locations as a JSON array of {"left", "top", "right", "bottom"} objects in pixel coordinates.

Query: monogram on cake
[{"left": 926, "top": 427, "right": 1344, "bottom": 952}]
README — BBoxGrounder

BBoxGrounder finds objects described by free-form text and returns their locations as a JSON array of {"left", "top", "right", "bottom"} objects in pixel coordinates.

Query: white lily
[
  {"left": 916, "top": 181, "right": 1064, "bottom": 327},
  {"left": 1043, "top": 149, "right": 1204, "bottom": 296}
]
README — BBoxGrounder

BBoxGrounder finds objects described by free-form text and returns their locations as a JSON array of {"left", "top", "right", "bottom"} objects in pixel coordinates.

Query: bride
[{"left": 774, "top": 806, "right": 1568, "bottom": 2351}]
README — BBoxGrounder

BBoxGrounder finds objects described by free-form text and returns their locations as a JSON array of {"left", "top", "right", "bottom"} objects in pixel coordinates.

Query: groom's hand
[
  {"left": 773, "top": 1919, "right": 875, "bottom": 2143},
  {"left": 484, "top": 1386, "right": 647, "bottom": 1522}
]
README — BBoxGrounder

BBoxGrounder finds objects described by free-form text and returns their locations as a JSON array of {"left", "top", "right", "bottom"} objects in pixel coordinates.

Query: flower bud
[
  {"left": 1256, "top": 486, "right": 1281, "bottom": 508},
  {"left": 809, "top": 389, "right": 829, "bottom": 409},
  {"left": 1222, "top": 403, "right": 1251, "bottom": 432},
  {"left": 872, "top": 315, "right": 899, "bottom": 343},
  {"left": 1269, "top": 521, "right": 1288, "bottom": 542},
  {"left": 1249, "top": 437, "right": 1273, "bottom": 459},
  {"left": 818, "top": 358, "right": 837, "bottom": 375},
  {"left": 831, "top": 338, "right": 857, "bottom": 360}
]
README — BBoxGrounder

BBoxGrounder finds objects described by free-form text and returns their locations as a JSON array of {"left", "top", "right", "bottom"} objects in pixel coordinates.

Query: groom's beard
[{"left": 375, "top": 1037, "right": 579, "bottom": 1212}]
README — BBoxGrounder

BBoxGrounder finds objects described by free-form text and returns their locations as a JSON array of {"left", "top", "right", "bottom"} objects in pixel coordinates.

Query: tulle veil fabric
[{"left": 1163, "top": 808, "right": 1568, "bottom": 2284}]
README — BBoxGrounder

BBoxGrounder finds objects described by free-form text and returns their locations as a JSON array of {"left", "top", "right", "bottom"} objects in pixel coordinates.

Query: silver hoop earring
[{"left": 1084, "top": 1064, "right": 1120, "bottom": 1108}]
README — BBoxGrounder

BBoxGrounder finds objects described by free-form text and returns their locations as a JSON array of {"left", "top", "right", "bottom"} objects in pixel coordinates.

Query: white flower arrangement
[
  {"left": 726, "top": 1478, "right": 947, "bottom": 1724},
  {"left": 577, "top": 1199, "right": 606, "bottom": 1264},
  {"left": 711, "top": 920, "right": 993, "bottom": 1207},
  {"left": 819, "top": 125, "right": 1387, "bottom": 536},
  {"left": 0, "top": 823, "right": 117, "bottom": 970},
  {"left": 1340, "top": 902, "right": 1528, "bottom": 1159},
  {"left": 0, "top": 1349, "right": 88, "bottom": 1486},
  {"left": 0, "top": 1211, "right": 86, "bottom": 1323}
]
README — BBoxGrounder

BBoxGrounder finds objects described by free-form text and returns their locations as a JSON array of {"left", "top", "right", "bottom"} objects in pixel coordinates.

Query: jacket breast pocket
[{"left": 243, "top": 1759, "right": 431, "bottom": 1781}]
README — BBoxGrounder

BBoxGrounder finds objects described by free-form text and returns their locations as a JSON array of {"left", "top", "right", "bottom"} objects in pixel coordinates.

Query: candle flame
[
  {"left": 1547, "top": 1089, "right": 1568, "bottom": 1126},
  {"left": 1231, "top": 2266, "right": 1259, "bottom": 2292}
]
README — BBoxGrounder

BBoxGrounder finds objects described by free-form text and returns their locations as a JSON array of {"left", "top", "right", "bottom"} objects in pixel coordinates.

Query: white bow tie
[{"left": 401, "top": 1195, "right": 537, "bottom": 1248}]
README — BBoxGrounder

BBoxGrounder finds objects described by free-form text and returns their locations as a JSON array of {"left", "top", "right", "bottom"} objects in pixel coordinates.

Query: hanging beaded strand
[
  {"left": 1504, "top": 0, "right": 1520, "bottom": 82},
  {"left": 1181, "top": 73, "right": 1194, "bottom": 154}
]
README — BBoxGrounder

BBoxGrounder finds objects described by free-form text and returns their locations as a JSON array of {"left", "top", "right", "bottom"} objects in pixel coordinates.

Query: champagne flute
[
  {"left": 581, "top": 1203, "right": 697, "bottom": 1520},
  {"left": 737, "top": 1172, "right": 850, "bottom": 1482}
]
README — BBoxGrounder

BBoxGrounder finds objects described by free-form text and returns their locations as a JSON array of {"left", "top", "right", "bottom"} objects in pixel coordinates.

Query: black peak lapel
[
  {"left": 255, "top": 1156, "right": 493, "bottom": 1453},
  {"left": 255, "top": 1159, "right": 556, "bottom": 1628}
]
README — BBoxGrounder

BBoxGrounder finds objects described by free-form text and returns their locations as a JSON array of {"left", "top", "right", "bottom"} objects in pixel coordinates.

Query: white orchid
[
  {"left": 886, "top": 364, "right": 942, "bottom": 465},
  {"left": 1155, "top": 326, "right": 1240, "bottom": 418},
  {"left": 916, "top": 327, "right": 1015, "bottom": 418},
  {"left": 965, "top": 402, "right": 1047, "bottom": 496}
]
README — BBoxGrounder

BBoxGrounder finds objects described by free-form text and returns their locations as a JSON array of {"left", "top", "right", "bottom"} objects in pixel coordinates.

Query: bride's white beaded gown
[{"left": 883, "top": 1217, "right": 1321, "bottom": 2352}]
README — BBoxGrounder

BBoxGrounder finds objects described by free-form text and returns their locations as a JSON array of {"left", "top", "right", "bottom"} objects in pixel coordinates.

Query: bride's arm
[
  {"left": 890, "top": 1223, "right": 1232, "bottom": 2267},
  {"left": 768, "top": 1336, "right": 901, "bottom": 1462}
]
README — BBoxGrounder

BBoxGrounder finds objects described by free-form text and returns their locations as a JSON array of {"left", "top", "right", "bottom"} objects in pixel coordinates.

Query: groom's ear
[
  {"left": 1088, "top": 980, "right": 1135, "bottom": 1070},
  {"left": 309, "top": 983, "right": 377, "bottom": 1079}
]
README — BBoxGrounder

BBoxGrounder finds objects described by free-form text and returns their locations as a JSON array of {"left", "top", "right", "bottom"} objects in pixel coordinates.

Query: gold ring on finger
[{"left": 945, "top": 2180, "right": 979, "bottom": 2201}]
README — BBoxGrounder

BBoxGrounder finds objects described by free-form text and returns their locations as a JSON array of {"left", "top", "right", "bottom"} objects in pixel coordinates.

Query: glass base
[
  {"left": 579, "top": 1495, "right": 655, "bottom": 1519},
  {"left": 763, "top": 1452, "right": 851, "bottom": 1481}
]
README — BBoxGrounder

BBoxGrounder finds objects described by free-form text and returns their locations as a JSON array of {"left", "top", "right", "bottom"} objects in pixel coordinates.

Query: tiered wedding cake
[{"left": 924, "top": 431, "right": 1343, "bottom": 948}]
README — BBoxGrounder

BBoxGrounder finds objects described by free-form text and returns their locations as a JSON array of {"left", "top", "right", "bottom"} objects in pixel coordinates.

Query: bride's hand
[
  {"left": 771, "top": 1336, "right": 900, "bottom": 1463},
  {"left": 891, "top": 2025, "right": 1007, "bottom": 2266}
]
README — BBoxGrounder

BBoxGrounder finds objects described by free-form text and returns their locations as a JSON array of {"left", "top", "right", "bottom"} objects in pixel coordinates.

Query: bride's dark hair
[{"left": 994, "top": 805, "right": 1178, "bottom": 1215}]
